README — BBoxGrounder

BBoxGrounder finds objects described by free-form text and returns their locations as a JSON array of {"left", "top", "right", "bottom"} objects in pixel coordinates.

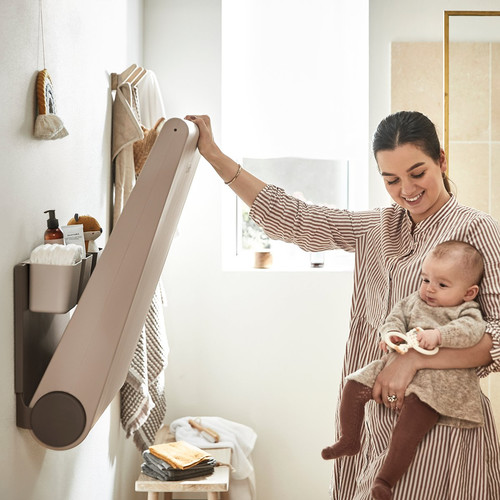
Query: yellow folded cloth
[{"left": 149, "top": 441, "right": 212, "bottom": 469}]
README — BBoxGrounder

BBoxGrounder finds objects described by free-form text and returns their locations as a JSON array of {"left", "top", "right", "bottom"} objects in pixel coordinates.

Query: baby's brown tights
[{"left": 322, "top": 380, "right": 439, "bottom": 500}]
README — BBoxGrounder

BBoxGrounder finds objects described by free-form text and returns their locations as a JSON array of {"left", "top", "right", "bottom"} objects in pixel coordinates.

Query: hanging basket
[{"left": 133, "top": 118, "right": 166, "bottom": 177}]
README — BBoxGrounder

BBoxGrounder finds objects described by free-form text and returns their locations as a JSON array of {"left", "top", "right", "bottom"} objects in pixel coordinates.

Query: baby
[{"left": 321, "top": 240, "right": 486, "bottom": 500}]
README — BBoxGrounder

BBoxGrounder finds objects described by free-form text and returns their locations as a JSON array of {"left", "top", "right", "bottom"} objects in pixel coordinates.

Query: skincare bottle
[{"left": 44, "top": 209, "right": 64, "bottom": 244}]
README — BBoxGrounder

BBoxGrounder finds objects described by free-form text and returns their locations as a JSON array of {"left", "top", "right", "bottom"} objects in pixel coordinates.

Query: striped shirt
[{"left": 250, "top": 185, "right": 500, "bottom": 499}]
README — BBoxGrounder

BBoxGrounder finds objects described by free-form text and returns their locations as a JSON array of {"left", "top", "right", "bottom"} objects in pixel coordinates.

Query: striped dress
[{"left": 250, "top": 185, "right": 500, "bottom": 499}]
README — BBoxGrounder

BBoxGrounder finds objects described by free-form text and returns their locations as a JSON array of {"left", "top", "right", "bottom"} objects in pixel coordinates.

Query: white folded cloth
[
  {"left": 30, "top": 243, "right": 84, "bottom": 266},
  {"left": 170, "top": 417, "right": 257, "bottom": 500},
  {"left": 170, "top": 416, "right": 257, "bottom": 481}
]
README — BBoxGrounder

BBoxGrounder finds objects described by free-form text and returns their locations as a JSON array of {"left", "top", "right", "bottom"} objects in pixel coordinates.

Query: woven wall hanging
[{"left": 34, "top": 0, "right": 68, "bottom": 140}]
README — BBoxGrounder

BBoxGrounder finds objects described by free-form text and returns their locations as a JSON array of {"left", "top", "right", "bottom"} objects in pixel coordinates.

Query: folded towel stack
[
  {"left": 141, "top": 441, "right": 216, "bottom": 481},
  {"left": 30, "top": 243, "right": 84, "bottom": 266}
]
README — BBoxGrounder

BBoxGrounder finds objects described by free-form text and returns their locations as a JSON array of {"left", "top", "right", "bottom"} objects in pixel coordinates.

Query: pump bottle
[{"left": 44, "top": 209, "right": 64, "bottom": 244}]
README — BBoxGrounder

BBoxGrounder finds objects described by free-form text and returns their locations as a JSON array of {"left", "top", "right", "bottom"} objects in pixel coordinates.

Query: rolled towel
[{"left": 30, "top": 243, "right": 84, "bottom": 266}]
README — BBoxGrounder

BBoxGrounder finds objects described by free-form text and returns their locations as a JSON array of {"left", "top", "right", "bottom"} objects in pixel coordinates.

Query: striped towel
[{"left": 120, "top": 284, "right": 168, "bottom": 451}]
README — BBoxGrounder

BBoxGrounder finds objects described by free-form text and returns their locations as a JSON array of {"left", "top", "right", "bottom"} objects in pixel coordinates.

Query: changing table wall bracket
[{"left": 12, "top": 118, "right": 200, "bottom": 450}]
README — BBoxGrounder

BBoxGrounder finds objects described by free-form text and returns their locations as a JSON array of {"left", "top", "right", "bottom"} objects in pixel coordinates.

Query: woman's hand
[
  {"left": 184, "top": 115, "right": 219, "bottom": 160},
  {"left": 184, "top": 114, "right": 266, "bottom": 206},
  {"left": 373, "top": 350, "right": 419, "bottom": 412}
]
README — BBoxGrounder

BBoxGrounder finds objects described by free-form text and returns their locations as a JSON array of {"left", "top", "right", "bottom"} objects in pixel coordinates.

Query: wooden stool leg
[
  {"left": 207, "top": 493, "right": 218, "bottom": 500},
  {"left": 147, "top": 493, "right": 160, "bottom": 500}
]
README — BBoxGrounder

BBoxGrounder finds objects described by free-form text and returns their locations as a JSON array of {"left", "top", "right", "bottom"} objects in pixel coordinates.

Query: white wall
[{"left": 0, "top": 1, "right": 144, "bottom": 499}]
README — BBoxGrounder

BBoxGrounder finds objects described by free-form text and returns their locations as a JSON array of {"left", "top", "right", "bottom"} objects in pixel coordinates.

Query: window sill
[{"left": 222, "top": 251, "right": 355, "bottom": 273}]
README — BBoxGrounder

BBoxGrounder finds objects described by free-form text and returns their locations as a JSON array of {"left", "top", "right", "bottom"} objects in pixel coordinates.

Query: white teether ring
[{"left": 383, "top": 327, "right": 439, "bottom": 356}]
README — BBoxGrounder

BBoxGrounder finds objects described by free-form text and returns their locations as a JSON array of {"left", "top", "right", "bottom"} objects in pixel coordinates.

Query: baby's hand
[
  {"left": 379, "top": 333, "right": 403, "bottom": 353},
  {"left": 417, "top": 328, "right": 442, "bottom": 350},
  {"left": 379, "top": 340, "right": 388, "bottom": 353},
  {"left": 388, "top": 334, "right": 402, "bottom": 344}
]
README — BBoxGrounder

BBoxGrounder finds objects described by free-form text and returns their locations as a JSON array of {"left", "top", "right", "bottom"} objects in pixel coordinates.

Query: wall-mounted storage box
[
  {"left": 78, "top": 254, "right": 94, "bottom": 300},
  {"left": 14, "top": 252, "right": 96, "bottom": 433},
  {"left": 29, "top": 254, "right": 93, "bottom": 314}
]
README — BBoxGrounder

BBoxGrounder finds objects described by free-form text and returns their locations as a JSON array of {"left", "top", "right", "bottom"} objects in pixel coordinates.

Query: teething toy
[{"left": 383, "top": 327, "right": 439, "bottom": 355}]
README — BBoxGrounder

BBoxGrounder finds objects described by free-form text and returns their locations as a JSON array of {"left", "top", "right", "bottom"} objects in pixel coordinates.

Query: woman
[{"left": 185, "top": 111, "right": 500, "bottom": 499}]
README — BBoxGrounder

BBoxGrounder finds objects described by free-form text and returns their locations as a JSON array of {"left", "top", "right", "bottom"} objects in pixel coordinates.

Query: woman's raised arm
[{"left": 185, "top": 115, "right": 266, "bottom": 207}]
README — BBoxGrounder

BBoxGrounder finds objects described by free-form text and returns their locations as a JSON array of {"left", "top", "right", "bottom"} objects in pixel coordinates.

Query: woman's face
[{"left": 376, "top": 143, "right": 450, "bottom": 224}]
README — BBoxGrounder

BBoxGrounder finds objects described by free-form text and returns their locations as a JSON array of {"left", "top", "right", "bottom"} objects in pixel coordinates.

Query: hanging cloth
[
  {"left": 112, "top": 68, "right": 169, "bottom": 451},
  {"left": 136, "top": 70, "right": 166, "bottom": 129},
  {"left": 111, "top": 82, "right": 143, "bottom": 227},
  {"left": 120, "top": 287, "right": 168, "bottom": 450},
  {"left": 33, "top": 0, "right": 68, "bottom": 140},
  {"left": 132, "top": 70, "right": 167, "bottom": 177}
]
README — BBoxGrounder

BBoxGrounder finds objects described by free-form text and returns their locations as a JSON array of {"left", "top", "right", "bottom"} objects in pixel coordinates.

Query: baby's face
[{"left": 419, "top": 254, "right": 474, "bottom": 307}]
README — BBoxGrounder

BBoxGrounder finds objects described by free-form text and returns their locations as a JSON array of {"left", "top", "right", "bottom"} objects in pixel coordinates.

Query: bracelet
[{"left": 225, "top": 164, "right": 242, "bottom": 186}]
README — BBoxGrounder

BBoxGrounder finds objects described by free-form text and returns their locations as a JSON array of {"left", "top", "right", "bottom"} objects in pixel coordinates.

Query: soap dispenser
[{"left": 44, "top": 209, "right": 64, "bottom": 244}]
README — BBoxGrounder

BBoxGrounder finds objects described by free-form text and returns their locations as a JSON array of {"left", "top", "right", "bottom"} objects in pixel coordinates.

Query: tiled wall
[
  {"left": 392, "top": 41, "right": 500, "bottom": 428},
  {"left": 449, "top": 42, "right": 500, "bottom": 218},
  {"left": 391, "top": 42, "right": 444, "bottom": 141},
  {"left": 392, "top": 41, "right": 500, "bottom": 220}
]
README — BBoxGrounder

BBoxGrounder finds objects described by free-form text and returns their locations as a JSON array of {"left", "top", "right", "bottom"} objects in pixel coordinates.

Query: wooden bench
[{"left": 135, "top": 426, "right": 231, "bottom": 500}]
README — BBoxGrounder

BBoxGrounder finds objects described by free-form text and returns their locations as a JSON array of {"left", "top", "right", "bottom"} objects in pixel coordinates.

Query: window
[
  {"left": 221, "top": 0, "right": 368, "bottom": 270},
  {"left": 237, "top": 157, "right": 350, "bottom": 269}
]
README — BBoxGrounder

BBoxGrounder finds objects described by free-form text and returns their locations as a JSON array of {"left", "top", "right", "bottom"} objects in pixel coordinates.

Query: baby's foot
[
  {"left": 321, "top": 438, "right": 360, "bottom": 460},
  {"left": 371, "top": 478, "right": 392, "bottom": 500}
]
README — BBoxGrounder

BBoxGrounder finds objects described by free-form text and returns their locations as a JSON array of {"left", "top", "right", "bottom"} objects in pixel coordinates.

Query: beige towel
[
  {"left": 111, "top": 82, "right": 143, "bottom": 228},
  {"left": 149, "top": 441, "right": 212, "bottom": 469}
]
